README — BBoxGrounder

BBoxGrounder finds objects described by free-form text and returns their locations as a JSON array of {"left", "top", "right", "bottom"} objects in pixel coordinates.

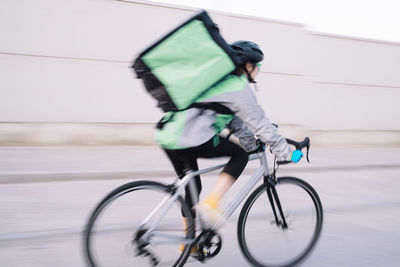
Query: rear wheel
[
  {"left": 237, "top": 177, "right": 323, "bottom": 267},
  {"left": 84, "top": 180, "right": 195, "bottom": 267}
]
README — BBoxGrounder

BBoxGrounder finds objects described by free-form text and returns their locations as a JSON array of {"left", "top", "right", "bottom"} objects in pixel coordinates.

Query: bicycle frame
[
  {"left": 85, "top": 136, "right": 322, "bottom": 267},
  {"left": 140, "top": 150, "right": 271, "bottom": 241}
]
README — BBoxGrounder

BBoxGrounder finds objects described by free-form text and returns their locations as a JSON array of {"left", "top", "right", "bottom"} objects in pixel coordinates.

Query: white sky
[{"left": 150, "top": 0, "right": 400, "bottom": 43}]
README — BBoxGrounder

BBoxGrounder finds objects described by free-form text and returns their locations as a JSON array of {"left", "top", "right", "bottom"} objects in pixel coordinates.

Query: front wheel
[
  {"left": 237, "top": 177, "right": 323, "bottom": 267},
  {"left": 84, "top": 180, "right": 195, "bottom": 267}
]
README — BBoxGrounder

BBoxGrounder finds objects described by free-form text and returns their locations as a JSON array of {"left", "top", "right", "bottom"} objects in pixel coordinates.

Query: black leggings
[{"left": 164, "top": 136, "right": 248, "bottom": 217}]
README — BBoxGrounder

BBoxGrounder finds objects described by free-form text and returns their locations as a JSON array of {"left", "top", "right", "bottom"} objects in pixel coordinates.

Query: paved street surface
[{"left": 0, "top": 146, "right": 400, "bottom": 266}]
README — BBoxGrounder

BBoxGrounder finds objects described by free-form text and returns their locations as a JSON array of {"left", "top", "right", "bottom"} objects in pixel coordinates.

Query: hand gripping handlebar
[{"left": 277, "top": 137, "right": 311, "bottom": 165}]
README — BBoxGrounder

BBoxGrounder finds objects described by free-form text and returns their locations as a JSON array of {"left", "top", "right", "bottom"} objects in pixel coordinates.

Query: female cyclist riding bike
[{"left": 155, "top": 40, "right": 304, "bottom": 234}]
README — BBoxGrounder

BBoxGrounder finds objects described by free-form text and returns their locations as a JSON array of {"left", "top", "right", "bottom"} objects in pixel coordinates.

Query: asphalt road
[{"left": 0, "top": 146, "right": 400, "bottom": 266}]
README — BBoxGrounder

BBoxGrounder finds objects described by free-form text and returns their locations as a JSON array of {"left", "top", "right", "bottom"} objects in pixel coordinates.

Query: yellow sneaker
[
  {"left": 178, "top": 244, "right": 201, "bottom": 254},
  {"left": 196, "top": 196, "right": 224, "bottom": 227}
]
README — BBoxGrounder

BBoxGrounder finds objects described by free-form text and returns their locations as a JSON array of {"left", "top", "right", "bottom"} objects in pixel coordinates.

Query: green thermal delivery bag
[{"left": 132, "top": 11, "right": 239, "bottom": 112}]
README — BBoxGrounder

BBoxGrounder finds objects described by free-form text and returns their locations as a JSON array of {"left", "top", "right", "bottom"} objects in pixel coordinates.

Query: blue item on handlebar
[{"left": 291, "top": 150, "right": 303, "bottom": 163}]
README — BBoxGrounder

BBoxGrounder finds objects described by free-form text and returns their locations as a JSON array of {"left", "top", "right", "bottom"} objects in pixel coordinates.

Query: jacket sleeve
[
  {"left": 227, "top": 116, "right": 258, "bottom": 152},
  {"left": 223, "top": 84, "right": 293, "bottom": 160}
]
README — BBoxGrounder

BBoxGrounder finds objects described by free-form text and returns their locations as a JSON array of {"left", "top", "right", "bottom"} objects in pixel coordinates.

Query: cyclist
[{"left": 155, "top": 40, "right": 303, "bottom": 232}]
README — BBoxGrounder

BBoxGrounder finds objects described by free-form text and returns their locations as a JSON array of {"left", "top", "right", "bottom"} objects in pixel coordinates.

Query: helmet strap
[
  {"left": 244, "top": 68, "right": 256, "bottom": 84},
  {"left": 243, "top": 65, "right": 259, "bottom": 91}
]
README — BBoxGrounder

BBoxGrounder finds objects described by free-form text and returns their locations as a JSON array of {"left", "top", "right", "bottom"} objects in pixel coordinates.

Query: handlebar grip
[
  {"left": 276, "top": 160, "right": 291, "bottom": 165},
  {"left": 278, "top": 137, "right": 311, "bottom": 165}
]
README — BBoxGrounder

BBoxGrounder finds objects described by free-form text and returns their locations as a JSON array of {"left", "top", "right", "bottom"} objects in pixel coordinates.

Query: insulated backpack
[{"left": 132, "top": 10, "right": 241, "bottom": 112}]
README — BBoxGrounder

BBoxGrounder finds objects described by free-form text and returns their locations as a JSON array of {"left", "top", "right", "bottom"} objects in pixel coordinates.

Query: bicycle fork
[{"left": 264, "top": 176, "right": 289, "bottom": 229}]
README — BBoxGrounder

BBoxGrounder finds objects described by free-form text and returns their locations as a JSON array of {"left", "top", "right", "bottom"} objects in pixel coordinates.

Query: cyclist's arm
[
  {"left": 223, "top": 84, "right": 293, "bottom": 160},
  {"left": 227, "top": 116, "right": 258, "bottom": 152}
]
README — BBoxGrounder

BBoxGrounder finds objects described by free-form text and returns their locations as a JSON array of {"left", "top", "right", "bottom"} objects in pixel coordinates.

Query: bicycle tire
[
  {"left": 237, "top": 177, "right": 323, "bottom": 267},
  {"left": 84, "top": 180, "right": 195, "bottom": 267}
]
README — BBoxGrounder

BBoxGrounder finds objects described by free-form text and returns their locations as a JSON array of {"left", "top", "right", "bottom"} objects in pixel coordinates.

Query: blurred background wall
[{"left": 1, "top": 0, "right": 399, "bottom": 146}]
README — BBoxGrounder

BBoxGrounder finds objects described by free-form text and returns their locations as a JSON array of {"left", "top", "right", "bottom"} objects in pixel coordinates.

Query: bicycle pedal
[{"left": 190, "top": 251, "right": 206, "bottom": 262}]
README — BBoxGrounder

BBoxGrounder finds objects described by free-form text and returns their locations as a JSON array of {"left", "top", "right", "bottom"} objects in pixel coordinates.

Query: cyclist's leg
[
  {"left": 195, "top": 136, "right": 248, "bottom": 176},
  {"left": 165, "top": 136, "right": 248, "bottom": 224},
  {"left": 189, "top": 136, "right": 248, "bottom": 224},
  {"left": 195, "top": 136, "right": 248, "bottom": 200},
  {"left": 164, "top": 149, "right": 202, "bottom": 218},
  {"left": 164, "top": 136, "right": 248, "bottom": 204},
  {"left": 164, "top": 149, "right": 204, "bottom": 254}
]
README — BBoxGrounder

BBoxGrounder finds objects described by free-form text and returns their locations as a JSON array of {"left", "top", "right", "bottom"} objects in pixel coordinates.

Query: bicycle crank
[{"left": 193, "top": 229, "right": 223, "bottom": 262}]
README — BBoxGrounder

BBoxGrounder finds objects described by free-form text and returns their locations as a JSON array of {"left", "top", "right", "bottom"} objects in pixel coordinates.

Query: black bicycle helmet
[{"left": 231, "top": 40, "right": 264, "bottom": 65}]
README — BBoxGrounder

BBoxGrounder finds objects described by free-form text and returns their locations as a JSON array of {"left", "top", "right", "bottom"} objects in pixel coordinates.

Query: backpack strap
[
  {"left": 190, "top": 102, "right": 233, "bottom": 115},
  {"left": 156, "top": 112, "right": 176, "bottom": 130},
  {"left": 156, "top": 102, "right": 233, "bottom": 130}
]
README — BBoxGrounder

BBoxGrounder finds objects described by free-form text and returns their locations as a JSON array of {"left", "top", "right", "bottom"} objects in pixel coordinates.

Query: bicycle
[{"left": 84, "top": 137, "right": 323, "bottom": 267}]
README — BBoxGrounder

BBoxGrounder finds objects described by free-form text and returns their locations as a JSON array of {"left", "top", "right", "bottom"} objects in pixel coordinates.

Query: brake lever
[{"left": 286, "top": 137, "right": 311, "bottom": 164}]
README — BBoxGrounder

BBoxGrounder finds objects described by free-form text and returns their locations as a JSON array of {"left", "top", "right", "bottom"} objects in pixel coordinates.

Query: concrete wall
[{"left": 1, "top": 0, "right": 399, "bottom": 146}]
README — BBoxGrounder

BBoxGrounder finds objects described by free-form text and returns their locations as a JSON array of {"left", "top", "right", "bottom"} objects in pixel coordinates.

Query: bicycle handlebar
[
  {"left": 287, "top": 137, "right": 310, "bottom": 151},
  {"left": 277, "top": 137, "right": 311, "bottom": 165}
]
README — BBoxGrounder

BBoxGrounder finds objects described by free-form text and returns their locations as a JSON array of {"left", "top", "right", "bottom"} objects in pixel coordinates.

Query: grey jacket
[
  {"left": 201, "top": 83, "right": 293, "bottom": 160},
  {"left": 155, "top": 77, "right": 292, "bottom": 160}
]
